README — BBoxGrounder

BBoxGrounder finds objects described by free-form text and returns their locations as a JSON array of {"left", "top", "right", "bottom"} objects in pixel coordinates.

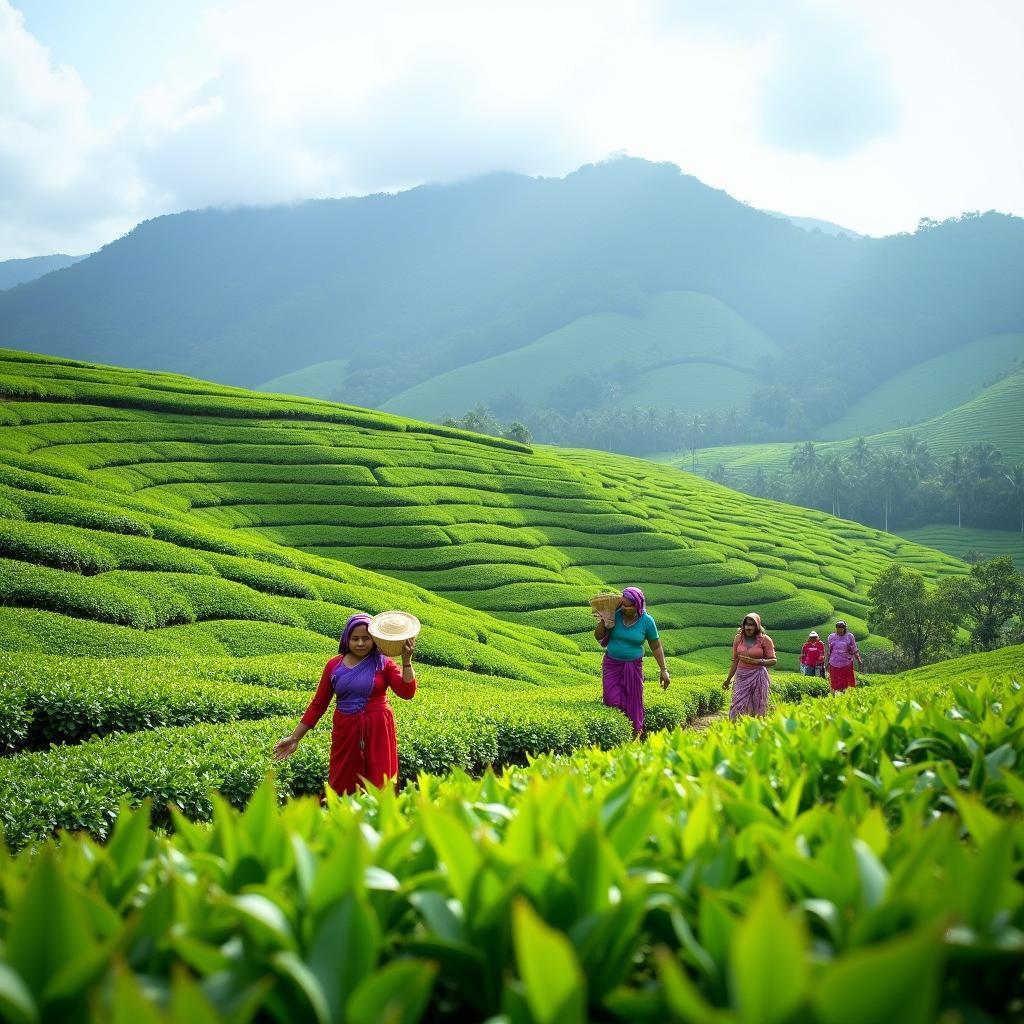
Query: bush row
[{"left": 0, "top": 670, "right": 732, "bottom": 846}]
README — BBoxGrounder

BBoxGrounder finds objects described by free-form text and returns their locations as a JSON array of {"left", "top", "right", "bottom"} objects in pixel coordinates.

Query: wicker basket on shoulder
[
  {"left": 588, "top": 592, "right": 622, "bottom": 616},
  {"left": 368, "top": 610, "right": 421, "bottom": 657}
]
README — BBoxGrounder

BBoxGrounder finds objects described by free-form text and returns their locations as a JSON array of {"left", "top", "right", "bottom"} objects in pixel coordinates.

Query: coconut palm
[
  {"left": 687, "top": 414, "right": 706, "bottom": 473},
  {"left": 1005, "top": 464, "right": 1024, "bottom": 535}
]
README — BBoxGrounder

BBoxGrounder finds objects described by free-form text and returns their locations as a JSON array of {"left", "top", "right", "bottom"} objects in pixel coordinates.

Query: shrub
[
  {"left": 0, "top": 558, "right": 157, "bottom": 628},
  {"left": 0, "top": 520, "right": 118, "bottom": 574}
]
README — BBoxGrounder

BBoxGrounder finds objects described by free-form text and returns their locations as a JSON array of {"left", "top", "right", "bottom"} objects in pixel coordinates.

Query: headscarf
[
  {"left": 598, "top": 586, "right": 647, "bottom": 649},
  {"left": 733, "top": 611, "right": 774, "bottom": 658},
  {"left": 735, "top": 612, "right": 765, "bottom": 637},
  {"left": 339, "top": 613, "right": 373, "bottom": 654},
  {"left": 621, "top": 587, "right": 646, "bottom": 619},
  {"left": 332, "top": 613, "right": 385, "bottom": 714}
]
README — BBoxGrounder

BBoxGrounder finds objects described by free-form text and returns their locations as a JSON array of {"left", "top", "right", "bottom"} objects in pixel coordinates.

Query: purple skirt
[
  {"left": 602, "top": 654, "right": 644, "bottom": 734},
  {"left": 729, "top": 665, "right": 770, "bottom": 720}
]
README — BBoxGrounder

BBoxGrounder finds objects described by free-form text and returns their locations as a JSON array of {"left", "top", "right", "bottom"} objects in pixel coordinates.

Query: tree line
[{"left": 722, "top": 435, "right": 1024, "bottom": 534}]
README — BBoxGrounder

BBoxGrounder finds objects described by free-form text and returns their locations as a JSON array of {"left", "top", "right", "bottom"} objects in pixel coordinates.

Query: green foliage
[
  {"left": 867, "top": 564, "right": 961, "bottom": 667},
  {"left": 0, "top": 662, "right": 1022, "bottom": 1022},
  {"left": 946, "top": 556, "right": 1024, "bottom": 650}
]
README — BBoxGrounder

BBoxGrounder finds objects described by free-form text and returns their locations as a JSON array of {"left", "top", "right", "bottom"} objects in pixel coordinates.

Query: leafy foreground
[{"left": 1, "top": 657, "right": 1022, "bottom": 1023}]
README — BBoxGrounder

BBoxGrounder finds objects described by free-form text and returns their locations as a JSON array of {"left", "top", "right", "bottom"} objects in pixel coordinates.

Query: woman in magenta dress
[
  {"left": 723, "top": 612, "right": 776, "bottom": 719},
  {"left": 593, "top": 586, "right": 671, "bottom": 736},
  {"left": 273, "top": 613, "right": 417, "bottom": 794},
  {"left": 825, "top": 619, "right": 862, "bottom": 693}
]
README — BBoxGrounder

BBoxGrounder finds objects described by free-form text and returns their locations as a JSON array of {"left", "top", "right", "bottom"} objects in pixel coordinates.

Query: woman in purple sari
[
  {"left": 593, "top": 587, "right": 670, "bottom": 736},
  {"left": 723, "top": 612, "right": 776, "bottom": 719}
]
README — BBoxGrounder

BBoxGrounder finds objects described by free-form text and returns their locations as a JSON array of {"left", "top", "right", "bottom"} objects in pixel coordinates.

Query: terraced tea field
[
  {"left": 663, "top": 366, "right": 1024, "bottom": 483},
  {"left": 1, "top": 348, "right": 965, "bottom": 677},
  {"left": 899, "top": 525, "right": 1024, "bottom": 569}
]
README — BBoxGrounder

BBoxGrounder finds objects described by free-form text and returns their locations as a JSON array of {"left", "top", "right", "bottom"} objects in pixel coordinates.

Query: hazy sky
[{"left": 2, "top": 0, "right": 1022, "bottom": 258}]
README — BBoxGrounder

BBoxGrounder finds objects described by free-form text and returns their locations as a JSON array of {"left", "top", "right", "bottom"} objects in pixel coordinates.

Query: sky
[{"left": 1, "top": 0, "right": 1022, "bottom": 259}]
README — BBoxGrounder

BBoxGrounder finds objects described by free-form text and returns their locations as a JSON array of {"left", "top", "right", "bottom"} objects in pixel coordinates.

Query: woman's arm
[
  {"left": 593, "top": 612, "right": 614, "bottom": 642},
  {"left": 648, "top": 638, "right": 670, "bottom": 688},
  {"left": 385, "top": 643, "right": 418, "bottom": 700},
  {"left": 273, "top": 660, "right": 334, "bottom": 759},
  {"left": 724, "top": 647, "right": 739, "bottom": 688}
]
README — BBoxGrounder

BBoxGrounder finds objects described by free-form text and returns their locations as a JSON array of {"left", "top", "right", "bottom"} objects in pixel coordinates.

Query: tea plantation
[
  {"left": 1, "top": 349, "right": 1022, "bottom": 1022},
  {"left": 0, "top": 348, "right": 964, "bottom": 677},
  {"left": 0, "top": 648, "right": 1020, "bottom": 1023}
]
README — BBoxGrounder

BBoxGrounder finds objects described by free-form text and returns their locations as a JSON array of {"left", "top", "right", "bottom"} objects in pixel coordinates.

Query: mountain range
[{"left": 0, "top": 158, "right": 1021, "bottom": 440}]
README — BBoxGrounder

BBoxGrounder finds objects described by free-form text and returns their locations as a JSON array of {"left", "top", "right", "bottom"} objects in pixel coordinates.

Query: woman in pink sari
[{"left": 723, "top": 612, "right": 776, "bottom": 719}]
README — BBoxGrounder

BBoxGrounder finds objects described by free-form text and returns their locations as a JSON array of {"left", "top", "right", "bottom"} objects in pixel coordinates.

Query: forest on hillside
[{"left": 1, "top": 160, "right": 1022, "bottom": 436}]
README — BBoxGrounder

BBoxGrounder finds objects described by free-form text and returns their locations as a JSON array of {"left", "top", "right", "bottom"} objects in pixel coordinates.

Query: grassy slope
[
  {"left": 380, "top": 291, "right": 780, "bottom": 421},
  {"left": 898, "top": 525, "right": 1024, "bottom": 569},
  {"left": 256, "top": 357, "right": 349, "bottom": 400},
  {"left": 0, "top": 348, "right": 965, "bottom": 679},
  {"left": 664, "top": 366, "right": 1024, "bottom": 481},
  {"left": 817, "top": 332, "right": 1024, "bottom": 440}
]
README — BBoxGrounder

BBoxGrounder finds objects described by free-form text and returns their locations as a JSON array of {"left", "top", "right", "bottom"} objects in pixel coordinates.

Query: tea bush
[{"left": 0, "top": 657, "right": 1020, "bottom": 1023}]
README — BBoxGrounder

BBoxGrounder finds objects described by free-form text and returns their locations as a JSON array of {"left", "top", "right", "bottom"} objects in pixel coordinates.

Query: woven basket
[
  {"left": 368, "top": 610, "right": 421, "bottom": 657},
  {"left": 588, "top": 592, "right": 622, "bottom": 616}
]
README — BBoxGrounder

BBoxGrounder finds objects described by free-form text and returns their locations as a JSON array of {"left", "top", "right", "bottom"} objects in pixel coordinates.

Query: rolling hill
[
  {"left": 0, "top": 348, "right": 966, "bottom": 680},
  {"left": 665, "top": 364, "right": 1024, "bottom": 481},
  {"left": 381, "top": 291, "right": 779, "bottom": 421},
  {"left": 1, "top": 158, "right": 1021, "bottom": 433},
  {"left": 816, "top": 332, "right": 1024, "bottom": 440}
]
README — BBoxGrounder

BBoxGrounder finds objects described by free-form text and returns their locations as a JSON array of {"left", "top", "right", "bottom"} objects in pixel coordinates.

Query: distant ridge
[
  {"left": 0, "top": 157, "right": 1020, "bottom": 431},
  {"left": 762, "top": 210, "right": 862, "bottom": 238},
  {"left": 0, "top": 254, "right": 85, "bottom": 291}
]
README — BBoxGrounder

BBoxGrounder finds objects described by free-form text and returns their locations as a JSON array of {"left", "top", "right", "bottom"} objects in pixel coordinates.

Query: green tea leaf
[
  {"left": 0, "top": 965, "right": 38, "bottom": 1024},
  {"left": 729, "top": 879, "right": 808, "bottom": 1024},
  {"left": 512, "top": 898, "right": 586, "bottom": 1024},
  {"left": 656, "top": 948, "right": 732, "bottom": 1024},
  {"left": 813, "top": 927, "right": 942, "bottom": 1024},
  {"left": 271, "top": 951, "right": 330, "bottom": 1024},
  {"left": 5, "top": 847, "right": 94, "bottom": 1000},
  {"left": 347, "top": 960, "right": 438, "bottom": 1024},
  {"left": 226, "top": 893, "right": 296, "bottom": 951},
  {"left": 305, "top": 894, "right": 380, "bottom": 1023}
]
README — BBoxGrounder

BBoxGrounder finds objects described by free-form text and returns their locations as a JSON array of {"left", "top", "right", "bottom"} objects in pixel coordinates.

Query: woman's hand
[
  {"left": 272, "top": 734, "right": 299, "bottom": 761},
  {"left": 722, "top": 678, "right": 732, "bottom": 690},
  {"left": 659, "top": 668, "right": 671, "bottom": 689},
  {"left": 598, "top": 610, "right": 615, "bottom": 628},
  {"left": 402, "top": 636, "right": 416, "bottom": 665}
]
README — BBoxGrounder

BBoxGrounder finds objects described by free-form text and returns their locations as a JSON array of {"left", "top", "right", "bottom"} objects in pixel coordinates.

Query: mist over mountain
[{"left": 0, "top": 158, "right": 1020, "bottom": 420}]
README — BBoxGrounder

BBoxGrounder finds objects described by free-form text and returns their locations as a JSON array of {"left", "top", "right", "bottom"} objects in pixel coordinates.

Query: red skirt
[
  {"left": 328, "top": 697, "right": 399, "bottom": 795},
  {"left": 828, "top": 663, "right": 856, "bottom": 692}
]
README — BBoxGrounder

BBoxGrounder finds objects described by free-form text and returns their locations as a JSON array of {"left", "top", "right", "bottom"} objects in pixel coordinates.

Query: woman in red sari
[{"left": 273, "top": 613, "right": 417, "bottom": 793}]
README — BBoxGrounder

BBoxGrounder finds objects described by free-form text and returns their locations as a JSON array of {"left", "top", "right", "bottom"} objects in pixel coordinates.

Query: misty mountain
[
  {"left": 0, "top": 254, "right": 85, "bottom": 291},
  {"left": 0, "top": 158, "right": 1020, "bottom": 420}
]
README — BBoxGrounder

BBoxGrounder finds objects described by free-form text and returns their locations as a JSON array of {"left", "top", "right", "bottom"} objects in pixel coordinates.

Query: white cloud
[{"left": 0, "top": 0, "right": 1022, "bottom": 257}]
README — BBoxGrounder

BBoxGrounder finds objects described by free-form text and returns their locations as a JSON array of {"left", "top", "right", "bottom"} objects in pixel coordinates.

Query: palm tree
[
  {"left": 965, "top": 441, "right": 1004, "bottom": 481},
  {"left": 820, "top": 452, "right": 847, "bottom": 518},
  {"left": 1006, "top": 465, "right": 1024, "bottom": 534},
  {"left": 687, "top": 414, "right": 706, "bottom": 473},
  {"left": 941, "top": 451, "right": 970, "bottom": 528},
  {"left": 878, "top": 451, "right": 904, "bottom": 532},
  {"left": 851, "top": 436, "right": 872, "bottom": 473},
  {"left": 789, "top": 441, "right": 819, "bottom": 477},
  {"left": 723, "top": 407, "right": 742, "bottom": 443}
]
